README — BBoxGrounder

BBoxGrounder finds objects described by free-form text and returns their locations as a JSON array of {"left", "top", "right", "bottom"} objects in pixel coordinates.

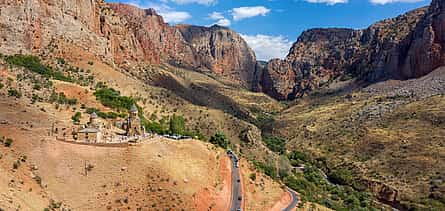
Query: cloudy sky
[{"left": 108, "top": 0, "right": 430, "bottom": 61}]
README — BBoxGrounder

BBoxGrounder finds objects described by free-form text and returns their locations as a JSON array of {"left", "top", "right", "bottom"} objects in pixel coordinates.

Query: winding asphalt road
[
  {"left": 228, "top": 152, "right": 242, "bottom": 211},
  {"left": 227, "top": 151, "right": 299, "bottom": 211},
  {"left": 282, "top": 187, "right": 299, "bottom": 211}
]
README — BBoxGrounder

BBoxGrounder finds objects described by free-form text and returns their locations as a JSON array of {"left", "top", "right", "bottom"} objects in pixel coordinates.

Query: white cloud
[
  {"left": 369, "top": 0, "right": 423, "bottom": 4},
  {"left": 214, "top": 18, "right": 231, "bottom": 26},
  {"left": 304, "top": 0, "right": 348, "bottom": 5},
  {"left": 161, "top": 0, "right": 217, "bottom": 6},
  {"left": 209, "top": 12, "right": 224, "bottom": 20},
  {"left": 241, "top": 34, "right": 293, "bottom": 61},
  {"left": 160, "top": 11, "right": 191, "bottom": 23},
  {"left": 208, "top": 12, "right": 231, "bottom": 26},
  {"left": 124, "top": 1, "right": 191, "bottom": 23},
  {"left": 232, "top": 6, "right": 271, "bottom": 21}
]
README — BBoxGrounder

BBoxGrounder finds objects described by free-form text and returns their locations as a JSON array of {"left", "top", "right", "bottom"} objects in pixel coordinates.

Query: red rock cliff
[{"left": 0, "top": 0, "right": 257, "bottom": 88}]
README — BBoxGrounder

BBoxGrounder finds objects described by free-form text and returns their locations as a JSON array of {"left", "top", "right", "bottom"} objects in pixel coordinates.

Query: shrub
[
  {"left": 255, "top": 113, "right": 275, "bottom": 129},
  {"left": 288, "top": 151, "right": 309, "bottom": 163},
  {"left": 49, "top": 91, "right": 77, "bottom": 105},
  {"left": 8, "top": 89, "right": 22, "bottom": 98},
  {"left": 327, "top": 168, "right": 354, "bottom": 186},
  {"left": 12, "top": 160, "right": 20, "bottom": 169},
  {"left": 249, "top": 173, "right": 256, "bottom": 181},
  {"left": 34, "top": 175, "right": 42, "bottom": 185},
  {"left": 4, "top": 138, "right": 13, "bottom": 147},
  {"left": 209, "top": 132, "right": 229, "bottom": 149},
  {"left": 72, "top": 112, "right": 82, "bottom": 123},
  {"left": 253, "top": 160, "right": 278, "bottom": 179},
  {"left": 31, "top": 94, "right": 41, "bottom": 103},
  {"left": 263, "top": 136, "right": 286, "bottom": 154},
  {"left": 87, "top": 61, "right": 94, "bottom": 65},
  {"left": 32, "top": 84, "right": 41, "bottom": 90},
  {"left": 0, "top": 82, "right": 4, "bottom": 89},
  {"left": 56, "top": 58, "right": 66, "bottom": 65}
]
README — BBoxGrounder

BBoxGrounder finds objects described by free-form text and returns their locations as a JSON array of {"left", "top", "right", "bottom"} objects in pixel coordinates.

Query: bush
[
  {"left": 6, "top": 55, "right": 74, "bottom": 82},
  {"left": 56, "top": 58, "right": 66, "bottom": 65},
  {"left": 255, "top": 113, "right": 275, "bottom": 129},
  {"left": 87, "top": 61, "right": 94, "bottom": 65},
  {"left": 328, "top": 168, "right": 354, "bottom": 186},
  {"left": 4, "top": 138, "right": 13, "bottom": 147},
  {"left": 253, "top": 160, "right": 278, "bottom": 179},
  {"left": 31, "top": 94, "right": 41, "bottom": 103},
  {"left": 0, "top": 82, "right": 4, "bottom": 89},
  {"left": 209, "top": 132, "right": 229, "bottom": 149},
  {"left": 249, "top": 173, "right": 257, "bottom": 181},
  {"left": 8, "top": 89, "right": 22, "bottom": 98},
  {"left": 72, "top": 112, "right": 82, "bottom": 123},
  {"left": 12, "top": 160, "right": 20, "bottom": 169},
  {"left": 288, "top": 151, "right": 309, "bottom": 163},
  {"left": 49, "top": 91, "right": 77, "bottom": 105},
  {"left": 263, "top": 136, "right": 286, "bottom": 154},
  {"left": 33, "top": 84, "right": 41, "bottom": 90},
  {"left": 143, "top": 120, "right": 168, "bottom": 134}
]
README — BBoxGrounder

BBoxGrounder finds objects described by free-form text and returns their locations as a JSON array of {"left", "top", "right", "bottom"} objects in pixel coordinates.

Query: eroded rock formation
[
  {"left": 257, "top": 7, "right": 429, "bottom": 100},
  {"left": 0, "top": 0, "right": 257, "bottom": 88}
]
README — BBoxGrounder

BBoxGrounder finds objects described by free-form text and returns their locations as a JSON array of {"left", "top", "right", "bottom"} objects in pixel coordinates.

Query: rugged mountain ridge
[
  {"left": 0, "top": 0, "right": 257, "bottom": 88},
  {"left": 257, "top": 6, "right": 429, "bottom": 100}
]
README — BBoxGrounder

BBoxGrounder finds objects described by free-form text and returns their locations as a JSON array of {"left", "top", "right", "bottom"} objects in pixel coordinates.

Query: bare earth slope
[{"left": 0, "top": 55, "right": 292, "bottom": 210}]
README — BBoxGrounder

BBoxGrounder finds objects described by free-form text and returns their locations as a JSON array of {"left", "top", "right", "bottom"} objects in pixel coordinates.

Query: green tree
[
  {"left": 93, "top": 87, "right": 135, "bottom": 111},
  {"left": 169, "top": 114, "right": 185, "bottom": 135},
  {"left": 209, "top": 132, "right": 229, "bottom": 149}
]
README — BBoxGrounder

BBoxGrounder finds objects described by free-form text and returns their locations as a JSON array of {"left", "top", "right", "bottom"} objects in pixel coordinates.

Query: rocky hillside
[
  {"left": 257, "top": 6, "right": 429, "bottom": 100},
  {"left": 0, "top": 0, "right": 257, "bottom": 88}
]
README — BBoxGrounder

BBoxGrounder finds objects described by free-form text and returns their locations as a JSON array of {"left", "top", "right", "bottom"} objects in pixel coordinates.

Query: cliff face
[
  {"left": 0, "top": 0, "right": 257, "bottom": 88},
  {"left": 0, "top": 0, "right": 109, "bottom": 60},
  {"left": 257, "top": 7, "right": 428, "bottom": 100},
  {"left": 177, "top": 25, "right": 257, "bottom": 87},
  {"left": 388, "top": 0, "right": 445, "bottom": 79}
]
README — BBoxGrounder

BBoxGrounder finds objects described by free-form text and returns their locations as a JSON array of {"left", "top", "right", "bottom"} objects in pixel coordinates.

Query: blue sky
[{"left": 107, "top": 0, "right": 431, "bottom": 61}]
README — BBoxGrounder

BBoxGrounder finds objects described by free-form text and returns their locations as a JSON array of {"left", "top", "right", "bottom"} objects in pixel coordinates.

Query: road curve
[
  {"left": 282, "top": 187, "right": 299, "bottom": 211},
  {"left": 228, "top": 152, "right": 242, "bottom": 211}
]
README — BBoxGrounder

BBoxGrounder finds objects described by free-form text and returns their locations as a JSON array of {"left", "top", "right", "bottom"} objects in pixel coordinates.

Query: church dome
[
  {"left": 130, "top": 104, "right": 138, "bottom": 113},
  {"left": 91, "top": 112, "right": 98, "bottom": 119}
]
